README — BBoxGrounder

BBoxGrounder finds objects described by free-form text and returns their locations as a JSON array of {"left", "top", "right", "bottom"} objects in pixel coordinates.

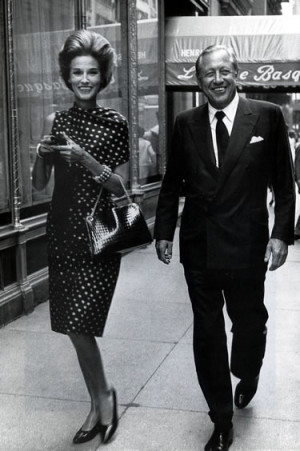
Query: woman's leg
[{"left": 68, "top": 332, "right": 113, "bottom": 429}]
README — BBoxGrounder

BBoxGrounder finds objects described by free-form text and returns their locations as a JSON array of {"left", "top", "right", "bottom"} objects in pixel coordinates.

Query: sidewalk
[{"left": 0, "top": 217, "right": 300, "bottom": 450}]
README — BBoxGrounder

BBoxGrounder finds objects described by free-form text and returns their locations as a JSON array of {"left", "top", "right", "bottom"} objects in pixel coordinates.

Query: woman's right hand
[
  {"left": 37, "top": 135, "right": 59, "bottom": 157},
  {"left": 38, "top": 135, "right": 64, "bottom": 157},
  {"left": 33, "top": 135, "right": 56, "bottom": 190}
]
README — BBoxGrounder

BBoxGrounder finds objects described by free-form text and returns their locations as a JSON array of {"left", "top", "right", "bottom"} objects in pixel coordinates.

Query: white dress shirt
[{"left": 208, "top": 92, "right": 239, "bottom": 167}]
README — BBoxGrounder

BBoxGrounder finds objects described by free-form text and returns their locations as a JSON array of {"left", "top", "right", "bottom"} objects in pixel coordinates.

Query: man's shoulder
[
  {"left": 176, "top": 104, "right": 207, "bottom": 122},
  {"left": 241, "top": 96, "right": 281, "bottom": 113}
]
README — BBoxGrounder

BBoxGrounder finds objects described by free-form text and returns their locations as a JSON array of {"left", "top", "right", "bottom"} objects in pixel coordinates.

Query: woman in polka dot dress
[{"left": 32, "top": 30, "right": 129, "bottom": 445}]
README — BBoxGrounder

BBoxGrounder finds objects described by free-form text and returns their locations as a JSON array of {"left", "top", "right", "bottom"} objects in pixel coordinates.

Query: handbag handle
[{"left": 90, "top": 175, "right": 131, "bottom": 218}]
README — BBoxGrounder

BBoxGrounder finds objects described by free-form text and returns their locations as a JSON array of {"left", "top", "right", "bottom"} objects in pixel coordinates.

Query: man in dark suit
[{"left": 154, "top": 45, "right": 295, "bottom": 451}]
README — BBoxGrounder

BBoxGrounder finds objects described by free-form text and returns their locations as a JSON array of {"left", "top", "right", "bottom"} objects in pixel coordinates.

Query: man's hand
[
  {"left": 264, "top": 238, "right": 288, "bottom": 271},
  {"left": 155, "top": 240, "right": 173, "bottom": 264}
]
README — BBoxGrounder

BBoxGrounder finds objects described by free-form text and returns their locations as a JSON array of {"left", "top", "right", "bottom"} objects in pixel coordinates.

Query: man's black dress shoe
[
  {"left": 234, "top": 376, "right": 259, "bottom": 409},
  {"left": 204, "top": 426, "right": 233, "bottom": 451},
  {"left": 73, "top": 420, "right": 101, "bottom": 444}
]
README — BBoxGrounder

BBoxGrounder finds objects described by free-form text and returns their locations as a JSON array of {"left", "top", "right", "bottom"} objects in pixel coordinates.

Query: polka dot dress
[{"left": 47, "top": 104, "right": 129, "bottom": 336}]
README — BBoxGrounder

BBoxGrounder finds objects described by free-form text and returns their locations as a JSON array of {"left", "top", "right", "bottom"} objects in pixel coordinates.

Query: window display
[
  {"left": 14, "top": 0, "right": 75, "bottom": 207},
  {"left": 0, "top": 1, "right": 9, "bottom": 213}
]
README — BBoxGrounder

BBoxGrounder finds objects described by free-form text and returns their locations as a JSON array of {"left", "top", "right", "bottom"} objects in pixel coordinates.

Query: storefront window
[
  {"left": 137, "top": 1, "right": 161, "bottom": 185},
  {"left": 0, "top": 2, "right": 9, "bottom": 213},
  {"left": 88, "top": 0, "right": 123, "bottom": 115},
  {"left": 14, "top": 0, "right": 75, "bottom": 208}
]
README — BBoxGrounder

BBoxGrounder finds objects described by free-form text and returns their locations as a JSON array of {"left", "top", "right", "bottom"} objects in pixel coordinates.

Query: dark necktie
[{"left": 215, "top": 111, "right": 229, "bottom": 167}]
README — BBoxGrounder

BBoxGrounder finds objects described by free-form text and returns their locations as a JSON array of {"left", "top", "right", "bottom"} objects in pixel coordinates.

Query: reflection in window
[
  {"left": 87, "top": 0, "right": 119, "bottom": 27},
  {"left": 88, "top": 0, "right": 123, "bottom": 116},
  {"left": 14, "top": 0, "right": 75, "bottom": 207},
  {"left": 137, "top": 1, "right": 161, "bottom": 184},
  {"left": 138, "top": 124, "right": 157, "bottom": 183},
  {"left": 139, "top": 96, "right": 159, "bottom": 184},
  {"left": 0, "top": 0, "right": 9, "bottom": 214}
]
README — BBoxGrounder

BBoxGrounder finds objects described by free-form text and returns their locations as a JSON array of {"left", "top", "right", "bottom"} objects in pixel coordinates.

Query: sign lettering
[{"left": 167, "top": 62, "right": 300, "bottom": 87}]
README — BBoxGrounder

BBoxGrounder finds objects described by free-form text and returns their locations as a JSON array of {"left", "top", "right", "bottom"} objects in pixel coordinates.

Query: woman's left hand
[{"left": 58, "top": 133, "right": 86, "bottom": 165}]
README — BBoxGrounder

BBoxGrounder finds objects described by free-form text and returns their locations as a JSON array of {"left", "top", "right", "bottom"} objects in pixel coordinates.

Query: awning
[{"left": 166, "top": 15, "right": 300, "bottom": 89}]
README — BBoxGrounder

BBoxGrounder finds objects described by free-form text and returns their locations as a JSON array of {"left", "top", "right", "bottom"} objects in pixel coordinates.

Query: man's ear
[{"left": 196, "top": 75, "right": 203, "bottom": 90}]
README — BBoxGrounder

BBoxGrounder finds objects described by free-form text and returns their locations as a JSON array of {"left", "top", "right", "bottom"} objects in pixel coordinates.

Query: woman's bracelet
[
  {"left": 93, "top": 165, "right": 112, "bottom": 184},
  {"left": 36, "top": 143, "right": 44, "bottom": 158}
]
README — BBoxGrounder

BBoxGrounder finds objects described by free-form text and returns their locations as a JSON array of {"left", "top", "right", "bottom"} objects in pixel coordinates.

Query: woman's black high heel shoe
[
  {"left": 101, "top": 388, "right": 119, "bottom": 444},
  {"left": 73, "top": 420, "right": 102, "bottom": 444}
]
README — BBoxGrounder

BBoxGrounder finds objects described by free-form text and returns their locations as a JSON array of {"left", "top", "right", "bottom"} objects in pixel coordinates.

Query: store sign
[{"left": 167, "top": 62, "right": 300, "bottom": 88}]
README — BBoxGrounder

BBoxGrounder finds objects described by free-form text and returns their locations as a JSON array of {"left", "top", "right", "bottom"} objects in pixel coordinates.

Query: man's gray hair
[{"left": 195, "top": 44, "right": 239, "bottom": 78}]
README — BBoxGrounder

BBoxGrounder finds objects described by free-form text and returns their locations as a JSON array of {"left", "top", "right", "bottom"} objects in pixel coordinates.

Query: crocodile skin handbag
[{"left": 85, "top": 178, "right": 153, "bottom": 256}]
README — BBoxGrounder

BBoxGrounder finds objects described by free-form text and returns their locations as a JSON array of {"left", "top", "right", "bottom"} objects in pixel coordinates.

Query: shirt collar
[{"left": 208, "top": 91, "right": 239, "bottom": 124}]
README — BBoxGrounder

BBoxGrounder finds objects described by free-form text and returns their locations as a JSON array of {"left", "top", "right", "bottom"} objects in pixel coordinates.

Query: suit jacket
[{"left": 154, "top": 96, "right": 295, "bottom": 269}]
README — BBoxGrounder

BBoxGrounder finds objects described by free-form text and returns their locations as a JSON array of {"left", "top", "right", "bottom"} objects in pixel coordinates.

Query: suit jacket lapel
[
  {"left": 187, "top": 104, "right": 219, "bottom": 179},
  {"left": 216, "top": 97, "right": 259, "bottom": 191}
]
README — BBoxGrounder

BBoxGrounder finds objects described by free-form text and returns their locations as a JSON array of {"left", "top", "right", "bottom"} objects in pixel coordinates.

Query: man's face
[{"left": 197, "top": 49, "right": 238, "bottom": 110}]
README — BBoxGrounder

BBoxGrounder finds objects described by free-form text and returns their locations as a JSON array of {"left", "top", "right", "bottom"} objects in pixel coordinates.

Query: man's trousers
[{"left": 184, "top": 265, "right": 268, "bottom": 430}]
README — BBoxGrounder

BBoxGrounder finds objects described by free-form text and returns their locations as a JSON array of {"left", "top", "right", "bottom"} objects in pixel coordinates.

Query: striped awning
[{"left": 166, "top": 15, "right": 300, "bottom": 89}]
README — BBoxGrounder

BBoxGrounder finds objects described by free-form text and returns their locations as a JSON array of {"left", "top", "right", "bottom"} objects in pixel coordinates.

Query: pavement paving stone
[
  {"left": 0, "top": 393, "right": 104, "bottom": 451},
  {"left": 98, "top": 407, "right": 300, "bottom": 451},
  {"left": 104, "top": 297, "right": 193, "bottom": 343},
  {"left": 0, "top": 217, "right": 299, "bottom": 450}
]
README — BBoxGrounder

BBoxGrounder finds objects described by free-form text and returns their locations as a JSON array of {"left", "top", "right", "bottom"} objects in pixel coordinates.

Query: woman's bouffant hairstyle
[{"left": 59, "top": 29, "right": 117, "bottom": 92}]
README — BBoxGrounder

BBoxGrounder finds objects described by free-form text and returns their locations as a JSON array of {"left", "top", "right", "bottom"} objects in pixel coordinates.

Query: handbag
[{"left": 85, "top": 177, "right": 153, "bottom": 256}]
